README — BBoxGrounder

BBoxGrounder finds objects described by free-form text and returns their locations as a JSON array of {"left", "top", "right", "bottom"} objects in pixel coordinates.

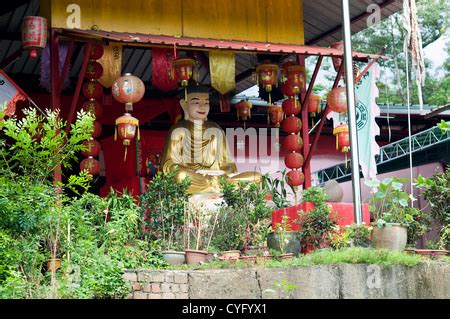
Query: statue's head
[{"left": 179, "top": 84, "right": 210, "bottom": 122}]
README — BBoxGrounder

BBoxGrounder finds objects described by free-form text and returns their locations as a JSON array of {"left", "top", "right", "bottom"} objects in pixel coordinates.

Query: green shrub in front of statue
[
  {"left": 297, "top": 187, "right": 338, "bottom": 252},
  {"left": 210, "top": 178, "right": 272, "bottom": 252},
  {"left": 139, "top": 169, "right": 191, "bottom": 252}
]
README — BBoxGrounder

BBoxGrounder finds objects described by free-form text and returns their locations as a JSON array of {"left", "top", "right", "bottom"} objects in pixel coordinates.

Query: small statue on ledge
[{"left": 160, "top": 85, "right": 261, "bottom": 194}]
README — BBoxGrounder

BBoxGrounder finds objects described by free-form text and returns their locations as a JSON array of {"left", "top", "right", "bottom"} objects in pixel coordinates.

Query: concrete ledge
[{"left": 123, "top": 262, "right": 450, "bottom": 299}]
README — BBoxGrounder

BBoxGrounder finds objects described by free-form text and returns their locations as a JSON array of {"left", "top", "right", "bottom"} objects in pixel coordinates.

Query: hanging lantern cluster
[
  {"left": 21, "top": 16, "right": 47, "bottom": 59},
  {"left": 112, "top": 72, "right": 144, "bottom": 161},
  {"left": 256, "top": 62, "right": 278, "bottom": 104},
  {"left": 171, "top": 57, "right": 197, "bottom": 101},
  {"left": 80, "top": 43, "right": 104, "bottom": 176},
  {"left": 267, "top": 105, "right": 284, "bottom": 127}
]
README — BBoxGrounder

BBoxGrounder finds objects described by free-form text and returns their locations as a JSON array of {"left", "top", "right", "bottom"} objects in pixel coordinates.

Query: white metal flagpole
[{"left": 341, "top": 0, "right": 363, "bottom": 224}]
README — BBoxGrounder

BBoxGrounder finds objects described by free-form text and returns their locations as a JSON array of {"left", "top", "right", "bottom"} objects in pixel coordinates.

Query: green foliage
[
  {"left": 263, "top": 279, "right": 298, "bottom": 299},
  {"left": 330, "top": 224, "right": 373, "bottom": 249},
  {"left": 211, "top": 179, "right": 271, "bottom": 251},
  {"left": 364, "top": 177, "right": 414, "bottom": 225},
  {"left": 298, "top": 187, "right": 337, "bottom": 249},
  {"left": 403, "top": 207, "right": 433, "bottom": 245},
  {"left": 262, "top": 170, "right": 293, "bottom": 208},
  {"left": 139, "top": 169, "right": 191, "bottom": 251}
]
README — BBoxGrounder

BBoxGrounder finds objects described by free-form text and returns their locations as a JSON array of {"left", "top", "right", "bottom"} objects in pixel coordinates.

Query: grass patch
[{"left": 167, "top": 248, "right": 427, "bottom": 270}]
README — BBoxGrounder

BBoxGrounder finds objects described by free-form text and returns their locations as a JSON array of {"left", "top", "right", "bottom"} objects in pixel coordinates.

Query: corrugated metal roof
[{"left": 0, "top": 0, "right": 402, "bottom": 95}]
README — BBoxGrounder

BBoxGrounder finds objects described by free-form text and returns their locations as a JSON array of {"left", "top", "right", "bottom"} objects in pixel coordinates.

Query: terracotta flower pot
[
  {"left": 414, "top": 249, "right": 447, "bottom": 259},
  {"left": 220, "top": 250, "right": 241, "bottom": 259},
  {"left": 162, "top": 251, "right": 185, "bottom": 266},
  {"left": 371, "top": 223, "right": 407, "bottom": 251},
  {"left": 280, "top": 253, "right": 294, "bottom": 260},
  {"left": 184, "top": 249, "right": 209, "bottom": 265},
  {"left": 239, "top": 255, "right": 257, "bottom": 264}
]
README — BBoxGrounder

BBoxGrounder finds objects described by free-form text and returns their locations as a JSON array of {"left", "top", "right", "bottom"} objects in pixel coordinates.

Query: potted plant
[
  {"left": 297, "top": 187, "right": 338, "bottom": 253},
  {"left": 139, "top": 169, "right": 191, "bottom": 266},
  {"left": 184, "top": 202, "right": 219, "bottom": 265},
  {"left": 365, "top": 177, "right": 416, "bottom": 251},
  {"left": 329, "top": 223, "right": 373, "bottom": 250},
  {"left": 211, "top": 179, "right": 272, "bottom": 259},
  {"left": 267, "top": 214, "right": 301, "bottom": 257}
]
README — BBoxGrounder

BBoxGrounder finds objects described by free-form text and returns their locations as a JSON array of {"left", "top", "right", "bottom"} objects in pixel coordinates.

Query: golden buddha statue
[{"left": 160, "top": 85, "right": 261, "bottom": 194}]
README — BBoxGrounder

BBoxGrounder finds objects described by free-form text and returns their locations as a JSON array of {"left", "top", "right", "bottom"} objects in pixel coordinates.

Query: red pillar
[
  {"left": 298, "top": 54, "right": 311, "bottom": 189},
  {"left": 50, "top": 29, "right": 62, "bottom": 184}
]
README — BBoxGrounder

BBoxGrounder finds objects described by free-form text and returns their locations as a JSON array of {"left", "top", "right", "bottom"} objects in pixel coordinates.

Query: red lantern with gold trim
[
  {"left": 236, "top": 100, "right": 252, "bottom": 121},
  {"left": 85, "top": 61, "right": 103, "bottom": 80},
  {"left": 306, "top": 93, "right": 321, "bottom": 116},
  {"left": 330, "top": 41, "right": 343, "bottom": 72},
  {"left": 268, "top": 105, "right": 284, "bottom": 127},
  {"left": 112, "top": 73, "right": 145, "bottom": 112},
  {"left": 256, "top": 62, "right": 278, "bottom": 104},
  {"left": 115, "top": 113, "right": 140, "bottom": 161},
  {"left": 286, "top": 170, "right": 305, "bottom": 188},
  {"left": 80, "top": 156, "right": 100, "bottom": 176},
  {"left": 171, "top": 58, "right": 196, "bottom": 100},
  {"left": 92, "top": 120, "right": 102, "bottom": 139},
  {"left": 85, "top": 43, "right": 104, "bottom": 60},
  {"left": 283, "top": 134, "right": 303, "bottom": 152},
  {"left": 333, "top": 124, "right": 350, "bottom": 153},
  {"left": 285, "top": 152, "right": 304, "bottom": 169},
  {"left": 281, "top": 61, "right": 295, "bottom": 83},
  {"left": 282, "top": 97, "right": 301, "bottom": 115},
  {"left": 83, "top": 80, "right": 103, "bottom": 99},
  {"left": 81, "top": 139, "right": 101, "bottom": 157},
  {"left": 21, "top": 16, "right": 47, "bottom": 59},
  {"left": 282, "top": 116, "right": 302, "bottom": 134},
  {"left": 82, "top": 100, "right": 103, "bottom": 119},
  {"left": 281, "top": 81, "right": 296, "bottom": 97},
  {"left": 286, "top": 65, "right": 305, "bottom": 95},
  {"left": 327, "top": 86, "right": 348, "bottom": 113}
]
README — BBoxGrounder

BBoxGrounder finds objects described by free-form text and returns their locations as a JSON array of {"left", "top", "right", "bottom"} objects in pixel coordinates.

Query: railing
[{"left": 313, "top": 125, "right": 450, "bottom": 185}]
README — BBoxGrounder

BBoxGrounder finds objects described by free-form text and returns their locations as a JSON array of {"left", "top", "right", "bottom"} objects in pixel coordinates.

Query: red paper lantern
[
  {"left": 82, "top": 99, "right": 103, "bottom": 118},
  {"left": 81, "top": 139, "right": 101, "bottom": 157},
  {"left": 115, "top": 113, "right": 140, "bottom": 161},
  {"left": 83, "top": 80, "right": 103, "bottom": 99},
  {"left": 283, "top": 134, "right": 303, "bottom": 152},
  {"left": 306, "top": 93, "right": 320, "bottom": 114},
  {"left": 256, "top": 62, "right": 278, "bottom": 92},
  {"left": 282, "top": 97, "right": 301, "bottom": 115},
  {"left": 281, "top": 61, "right": 295, "bottom": 83},
  {"left": 171, "top": 58, "right": 195, "bottom": 87},
  {"left": 327, "top": 86, "right": 348, "bottom": 113},
  {"left": 21, "top": 16, "right": 47, "bottom": 59},
  {"left": 334, "top": 124, "right": 350, "bottom": 153},
  {"left": 286, "top": 170, "right": 305, "bottom": 187},
  {"left": 284, "top": 152, "right": 304, "bottom": 169},
  {"left": 286, "top": 65, "right": 306, "bottom": 95},
  {"left": 236, "top": 100, "right": 252, "bottom": 121},
  {"left": 112, "top": 73, "right": 145, "bottom": 112},
  {"left": 268, "top": 105, "right": 284, "bottom": 127},
  {"left": 80, "top": 156, "right": 100, "bottom": 175},
  {"left": 85, "top": 43, "right": 104, "bottom": 60},
  {"left": 85, "top": 61, "right": 103, "bottom": 80},
  {"left": 281, "top": 81, "right": 297, "bottom": 97},
  {"left": 330, "top": 41, "right": 343, "bottom": 72},
  {"left": 92, "top": 120, "right": 102, "bottom": 138},
  {"left": 282, "top": 116, "right": 302, "bottom": 134}
]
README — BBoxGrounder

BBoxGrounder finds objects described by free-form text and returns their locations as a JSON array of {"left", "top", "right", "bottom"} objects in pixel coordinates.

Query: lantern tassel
[
  {"left": 114, "top": 126, "right": 117, "bottom": 141},
  {"left": 124, "top": 146, "right": 128, "bottom": 162},
  {"left": 137, "top": 127, "right": 140, "bottom": 140},
  {"left": 269, "top": 92, "right": 272, "bottom": 105},
  {"left": 336, "top": 135, "right": 338, "bottom": 150},
  {"left": 267, "top": 110, "right": 270, "bottom": 124},
  {"left": 185, "top": 87, "right": 187, "bottom": 102},
  {"left": 345, "top": 153, "right": 348, "bottom": 169}
]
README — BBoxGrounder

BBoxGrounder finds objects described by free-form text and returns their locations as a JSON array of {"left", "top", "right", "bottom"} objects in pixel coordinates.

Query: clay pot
[
  {"left": 184, "top": 249, "right": 209, "bottom": 265},
  {"left": 371, "top": 223, "right": 407, "bottom": 251},
  {"left": 414, "top": 249, "right": 447, "bottom": 260},
  {"left": 47, "top": 258, "right": 61, "bottom": 272},
  {"left": 220, "top": 250, "right": 241, "bottom": 259},
  {"left": 267, "top": 231, "right": 301, "bottom": 256},
  {"left": 239, "top": 255, "right": 257, "bottom": 264},
  {"left": 162, "top": 251, "right": 185, "bottom": 266},
  {"left": 280, "top": 253, "right": 294, "bottom": 260}
]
